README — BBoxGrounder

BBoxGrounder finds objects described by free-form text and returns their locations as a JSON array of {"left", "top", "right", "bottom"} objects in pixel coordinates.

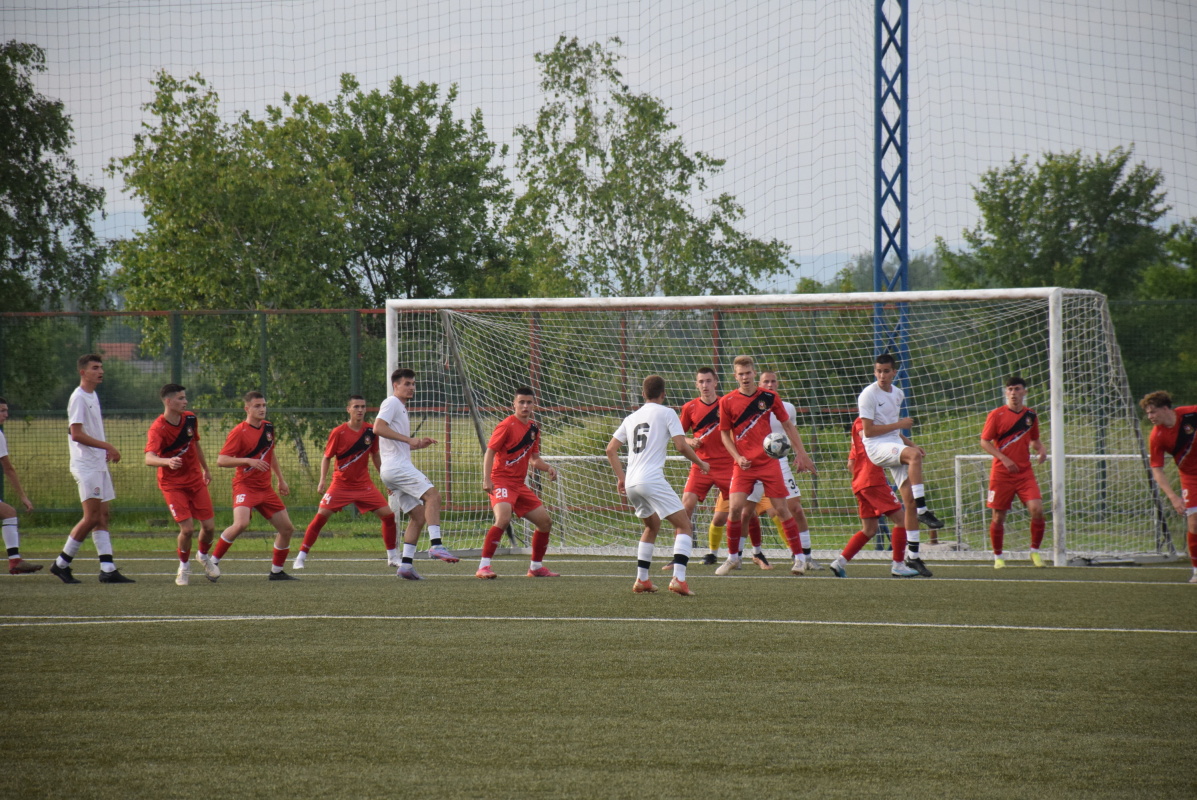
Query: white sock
[
  {"left": 480, "top": 557, "right": 492, "bottom": 568},
  {"left": 427, "top": 524, "right": 441, "bottom": 542},
  {"left": 672, "top": 533, "right": 692, "bottom": 582},
  {"left": 93, "top": 530, "right": 116, "bottom": 573},
  {"left": 57, "top": 535, "right": 83, "bottom": 568},
  {"left": 637, "top": 541, "right": 655, "bottom": 581},
  {"left": 2, "top": 518, "right": 18, "bottom": 556},
  {"left": 1029, "top": 547, "right": 1040, "bottom": 554},
  {"left": 799, "top": 530, "right": 811, "bottom": 549},
  {"left": 530, "top": 560, "right": 543, "bottom": 570},
  {"left": 386, "top": 548, "right": 399, "bottom": 562},
  {"left": 402, "top": 542, "right": 417, "bottom": 560},
  {"left": 294, "top": 551, "right": 306, "bottom": 564}
]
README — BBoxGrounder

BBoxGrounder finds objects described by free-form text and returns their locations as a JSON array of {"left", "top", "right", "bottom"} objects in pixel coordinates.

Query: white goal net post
[{"left": 385, "top": 289, "right": 1170, "bottom": 562}]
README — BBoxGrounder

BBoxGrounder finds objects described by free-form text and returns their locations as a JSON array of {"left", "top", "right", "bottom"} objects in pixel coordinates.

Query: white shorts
[
  {"left": 625, "top": 477, "right": 684, "bottom": 521},
  {"left": 380, "top": 462, "right": 434, "bottom": 514},
  {"left": 863, "top": 437, "right": 909, "bottom": 489},
  {"left": 72, "top": 467, "right": 116, "bottom": 503}
]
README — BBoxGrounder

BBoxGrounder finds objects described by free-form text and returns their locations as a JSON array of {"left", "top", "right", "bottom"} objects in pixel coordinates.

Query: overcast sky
[{"left": 5, "top": 0, "right": 1194, "bottom": 287}]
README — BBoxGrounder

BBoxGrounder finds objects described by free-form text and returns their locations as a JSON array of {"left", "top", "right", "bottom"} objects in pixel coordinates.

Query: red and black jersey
[
  {"left": 324, "top": 423, "right": 379, "bottom": 491},
  {"left": 679, "top": 397, "right": 735, "bottom": 469},
  {"left": 145, "top": 411, "right": 203, "bottom": 490},
  {"left": 220, "top": 419, "right": 276, "bottom": 492},
  {"left": 718, "top": 387, "right": 789, "bottom": 464},
  {"left": 1149, "top": 405, "right": 1197, "bottom": 477},
  {"left": 488, "top": 415, "right": 540, "bottom": 485},
  {"left": 981, "top": 405, "right": 1041, "bottom": 472}
]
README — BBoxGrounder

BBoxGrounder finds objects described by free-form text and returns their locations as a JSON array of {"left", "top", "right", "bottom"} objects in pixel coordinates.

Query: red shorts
[
  {"left": 683, "top": 464, "right": 732, "bottom": 501},
  {"left": 160, "top": 482, "right": 215, "bottom": 523},
  {"left": 730, "top": 462, "right": 786, "bottom": 498},
  {"left": 233, "top": 487, "right": 287, "bottom": 520},
  {"left": 855, "top": 484, "right": 901, "bottom": 520},
  {"left": 319, "top": 484, "right": 388, "bottom": 514},
  {"left": 489, "top": 484, "right": 543, "bottom": 518},
  {"left": 987, "top": 470, "right": 1042, "bottom": 511}
]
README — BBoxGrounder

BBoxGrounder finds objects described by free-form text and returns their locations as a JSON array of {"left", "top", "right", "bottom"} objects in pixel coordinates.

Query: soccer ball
[{"left": 763, "top": 432, "right": 791, "bottom": 459}]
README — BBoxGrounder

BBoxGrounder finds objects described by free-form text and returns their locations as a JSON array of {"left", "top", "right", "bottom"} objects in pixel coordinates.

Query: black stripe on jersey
[
  {"left": 244, "top": 422, "right": 275, "bottom": 460},
  {"left": 996, "top": 409, "right": 1036, "bottom": 450},
  {"left": 336, "top": 425, "right": 374, "bottom": 471},
  {"left": 504, "top": 423, "right": 539, "bottom": 466},
  {"left": 693, "top": 405, "right": 720, "bottom": 439},
  {"left": 160, "top": 415, "right": 198, "bottom": 458},
  {"left": 1171, "top": 411, "right": 1197, "bottom": 462},
  {"left": 730, "top": 391, "right": 778, "bottom": 429}
]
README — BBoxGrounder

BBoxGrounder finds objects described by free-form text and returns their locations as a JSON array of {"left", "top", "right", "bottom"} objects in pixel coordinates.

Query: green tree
[
  {"left": 1, "top": 41, "right": 106, "bottom": 311},
  {"left": 831, "top": 251, "right": 945, "bottom": 293},
  {"left": 513, "top": 37, "right": 792, "bottom": 297},
  {"left": 935, "top": 146, "right": 1169, "bottom": 299}
]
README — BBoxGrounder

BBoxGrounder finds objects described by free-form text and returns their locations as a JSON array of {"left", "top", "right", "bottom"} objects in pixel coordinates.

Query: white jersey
[
  {"left": 376, "top": 395, "right": 412, "bottom": 468},
  {"left": 857, "top": 381, "right": 905, "bottom": 444},
  {"left": 770, "top": 400, "right": 797, "bottom": 484},
  {"left": 613, "top": 402, "right": 684, "bottom": 487},
  {"left": 0, "top": 429, "right": 7, "bottom": 460},
  {"left": 67, "top": 386, "right": 107, "bottom": 471}
]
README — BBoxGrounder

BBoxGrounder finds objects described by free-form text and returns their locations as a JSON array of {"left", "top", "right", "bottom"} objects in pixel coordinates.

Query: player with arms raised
[
  {"left": 1140, "top": 391, "right": 1197, "bottom": 584},
  {"left": 293, "top": 395, "right": 399, "bottom": 570},
  {"left": 857, "top": 352, "right": 941, "bottom": 577},
  {"left": 981, "top": 375, "right": 1047, "bottom": 569},
  {"left": 145, "top": 383, "right": 217, "bottom": 585},
  {"left": 679, "top": 367, "right": 736, "bottom": 565},
  {"left": 718, "top": 355, "right": 815, "bottom": 577},
  {"left": 606, "top": 375, "right": 708, "bottom": 596},
  {"left": 476, "top": 386, "right": 560, "bottom": 579}
]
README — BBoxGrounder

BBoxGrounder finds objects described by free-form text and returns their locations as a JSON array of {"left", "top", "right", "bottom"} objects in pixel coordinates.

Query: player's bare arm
[
  {"left": 604, "top": 438, "right": 627, "bottom": 494},
  {"left": 372, "top": 417, "right": 436, "bottom": 449},
  {"left": 531, "top": 455, "right": 558, "bottom": 481},
  {"left": 860, "top": 415, "right": 914, "bottom": 439},
  {"left": 1032, "top": 438, "right": 1047, "bottom": 464},
  {"left": 673, "top": 435, "right": 709, "bottom": 474},
  {"left": 145, "top": 451, "right": 183, "bottom": 471},
  {"left": 217, "top": 453, "right": 270, "bottom": 472},
  {"left": 720, "top": 429, "right": 749, "bottom": 470},
  {"left": 980, "top": 438, "right": 1018, "bottom": 474},
  {"left": 316, "top": 455, "right": 333, "bottom": 494},
  {"left": 70, "top": 422, "right": 121, "bottom": 463},
  {"left": 1150, "top": 466, "right": 1186, "bottom": 515},
  {"left": 482, "top": 447, "right": 497, "bottom": 493},
  {"left": 194, "top": 440, "right": 212, "bottom": 484},
  {"left": 781, "top": 419, "right": 816, "bottom": 474},
  {"left": 0, "top": 455, "right": 32, "bottom": 511},
  {"left": 272, "top": 453, "right": 290, "bottom": 497}
]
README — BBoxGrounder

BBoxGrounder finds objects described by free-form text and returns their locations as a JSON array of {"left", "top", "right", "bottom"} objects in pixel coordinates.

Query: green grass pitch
[{"left": 3, "top": 547, "right": 1195, "bottom": 799}]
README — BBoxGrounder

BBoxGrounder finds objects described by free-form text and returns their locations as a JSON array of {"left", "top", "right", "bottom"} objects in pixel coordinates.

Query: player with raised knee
[
  {"left": 606, "top": 374, "right": 709, "bottom": 596},
  {"left": 293, "top": 395, "right": 399, "bottom": 571},
  {"left": 857, "top": 352, "right": 940, "bottom": 577},
  {"left": 679, "top": 367, "right": 735, "bottom": 566},
  {"left": 211, "top": 391, "right": 298, "bottom": 580},
  {"left": 1140, "top": 391, "right": 1197, "bottom": 584},
  {"left": 0, "top": 396, "right": 40, "bottom": 575},
  {"left": 477, "top": 386, "right": 560, "bottom": 579},
  {"left": 373, "top": 368, "right": 458, "bottom": 580},
  {"left": 829, "top": 417, "right": 919, "bottom": 577},
  {"left": 981, "top": 375, "right": 1047, "bottom": 569},
  {"left": 145, "top": 383, "right": 217, "bottom": 585},
  {"left": 718, "top": 355, "right": 816, "bottom": 577}
]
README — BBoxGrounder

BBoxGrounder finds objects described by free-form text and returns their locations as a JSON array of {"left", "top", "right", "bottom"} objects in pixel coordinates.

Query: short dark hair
[
  {"left": 874, "top": 352, "right": 896, "bottom": 367},
  {"left": 391, "top": 368, "right": 416, "bottom": 384},
  {"left": 160, "top": 383, "right": 186, "bottom": 399},
  {"left": 696, "top": 366, "right": 717, "bottom": 378},
  {"left": 0, "top": 396, "right": 7, "bottom": 406},
  {"left": 515, "top": 386, "right": 535, "bottom": 398},
  {"left": 243, "top": 390, "right": 265, "bottom": 404},
  {"left": 642, "top": 374, "right": 665, "bottom": 400},
  {"left": 1005, "top": 374, "right": 1026, "bottom": 389},
  {"left": 77, "top": 353, "right": 103, "bottom": 371},
  {"left": 347, "top": 394, "right": 365, "bottom": 404},
  {"left": 1140, "top": 390, "right": 1173, "bottom": 411}
]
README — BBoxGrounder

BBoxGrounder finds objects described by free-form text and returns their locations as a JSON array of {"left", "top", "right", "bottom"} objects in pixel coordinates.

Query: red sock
[
  {"left": 212, "top": 536, "right": 233, "bottom": 560},
  {"left": 748, "top": 517, "right": 762, "bottom": 548},
  {"left": 842, "top": 531, "right": 870, "bottom": 561},
  {"left": 381, "top": 515, "right": 398, "bottom": 550},
  {"left": 177, "top": 547, "right": 190, "bottom": 564},
  {"left": 1188, "top": 532, "right": 1197, "bottom": 569},
  {"left": 272, "top": 547, "right": 288, "bottom": 568},
  {"left": 482, "top": 526, "right": 503, "bottom": 559},
  {"left": 197, "top": 539, "right": 211, "bottom": 556},
  {"left": 1030, "top": 518, "right": 1045, "bottom": 550},
  {"left": 301, "top": 514, "right": 329, "bottom": 553},
  {"left": 531, "top": 530, "right": 550, "bottom": 562},
  {"left": 990, "top": 520, "right": 1004, "bottom": 555},
  {"left": 727, "top": 519, "right": 742, "bottom": 557},
  {"left": 779, "top": 517, "right": 801, "bottom": 555},
  {"left": 891, "top": 527, "right": 907, "bottom": 563}
]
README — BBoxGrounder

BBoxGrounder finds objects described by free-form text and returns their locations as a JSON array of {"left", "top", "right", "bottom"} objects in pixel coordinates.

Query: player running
[
  {"left": 0, "top": 396, "right": 40, "bottom": 575},
  {"left": 211, "top": 391, "right": 298, "bottom": 580},
  {"left": 718, "top": 355, "right": 815, "bottom": 577},
  {"left": 293, "top": 395, "right": 399, "bottom": 571},
  {"left": 1140, "top": 391, "right": 1197, "bottom": 584},
  {"left": 981, "top": 375, "right": 1048, "bottom": 569},
  {"left": 828, "top": 417, "right": 920, "bottom": 578},
  {"left": 476, "top": 386, "right": 560, "bottom": 579},
  {"left": 373, "top": 368, "right": 458, "bottom": 580},
  {"left": 144, "top": 383, "right": 218, "bottom": 585},
  {"left": 678, "top": 367, "right": 736, "bottom": 565},
  {"left": 606, "top": 375, "right": 709, "bottom": 596},
  {"left": 857, "top": 352, "right": 941, "bottom": 577}
]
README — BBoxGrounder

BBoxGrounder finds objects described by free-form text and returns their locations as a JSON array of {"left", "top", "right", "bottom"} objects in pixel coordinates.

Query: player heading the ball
[
  {"left": 1140, "top": 391, "right": 1197, "bottom": 584},
  {"left": 606, "top": 374, "right": 709, "bottom": 596},
  {"left": 477, "top": 386, "right": 560, "bottom": 579},
  {"left": 373, "top": 368, "right": 459, "bottom": 580},
  {"left": 980, "top": 375, "right": 1048, "bottom": 569},
  {"left": 293, "top": 395, "right": 399, "bottom": 571},
  {"left": 857, "top": 352, "right": 941, "bottom": 577}
]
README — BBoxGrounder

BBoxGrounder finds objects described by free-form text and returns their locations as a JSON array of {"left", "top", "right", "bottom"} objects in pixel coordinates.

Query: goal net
[{"left": 386, "top": 289, "right": 1168, "bottom": 563}]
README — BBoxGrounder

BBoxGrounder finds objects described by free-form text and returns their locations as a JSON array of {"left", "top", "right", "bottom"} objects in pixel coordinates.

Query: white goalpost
[{"left": 385, "top": 289, "right": 1170, "bottom": 563}]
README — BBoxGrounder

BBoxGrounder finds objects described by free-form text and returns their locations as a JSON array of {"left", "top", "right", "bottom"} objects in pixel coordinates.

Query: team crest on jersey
[
  {"left": 364, "top": 433, "right": 373, "bottom": 444},
  {"left": 756, "top": 399, "right": 767, "bottom": 411},
  {"left": 1184, "top": 424, "right": 1194, "bottom": 435},
  {"left": 266, "top": 432, "right": 274, "bottom": 442}
]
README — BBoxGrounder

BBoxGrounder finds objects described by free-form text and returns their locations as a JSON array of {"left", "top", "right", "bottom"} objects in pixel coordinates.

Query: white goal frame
[{"left": 386, "top": 288, "right": 1168, "bottom": 563}]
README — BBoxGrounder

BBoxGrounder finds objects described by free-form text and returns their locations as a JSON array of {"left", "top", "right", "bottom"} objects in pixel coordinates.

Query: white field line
[{"left": 0, "top": 612, "right": 1192, "bottom": 636}]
